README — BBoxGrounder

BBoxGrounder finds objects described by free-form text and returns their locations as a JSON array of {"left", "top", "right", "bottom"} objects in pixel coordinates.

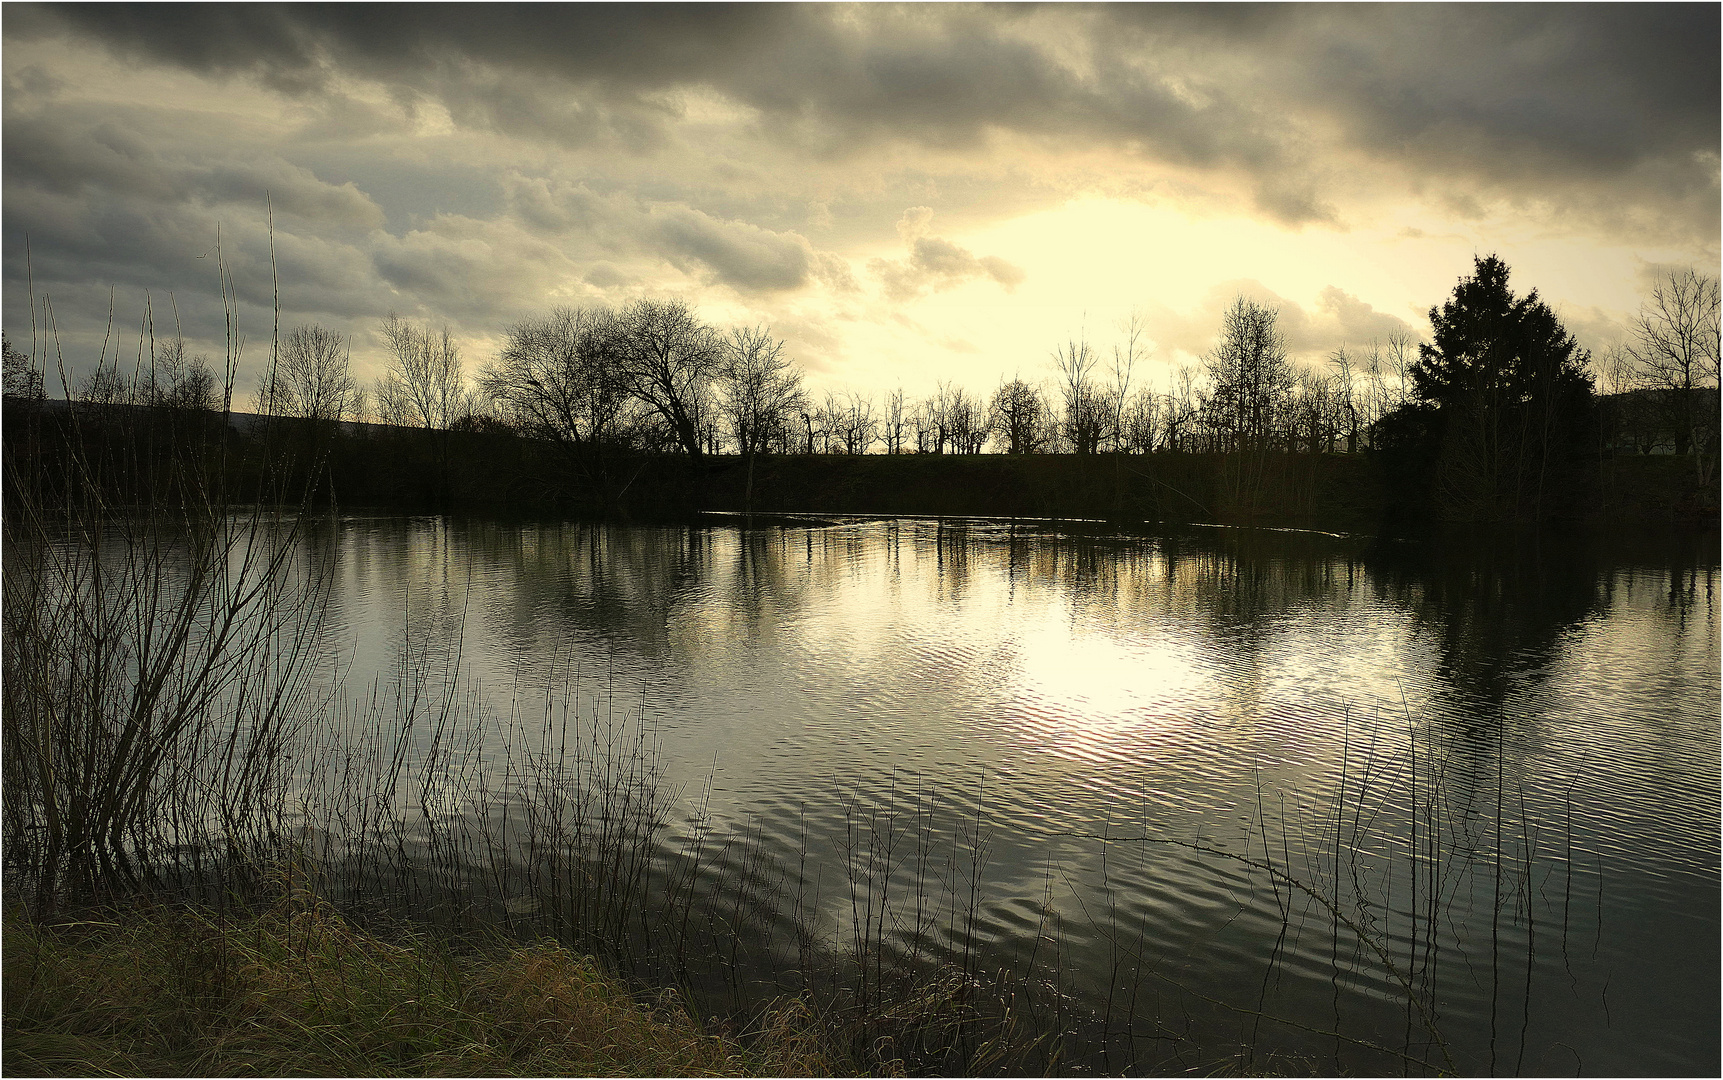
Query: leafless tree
[
  {"left": 838, "top": 391, "right": 878, "bottom": 454},
  {"left": 2, "top": 334, "right": 40, "bottom": 400},
  {"left": 910, "top": 398, "right": 939, "bottom": 453},
  {"left": 480, "top": 307, "right": 639, "bottom": 493},
  {"left": 1104, "top": 312, "right": 1146, "bottom": 452},
  {"left": 910, "top": 386, "right": 955, "bottom": 454},
  {"left": 612, "top": 298, "right": 722, "bottom": 463},
  {"left": 808, "top": 391, "right": 839, "bottom": 453},
  {"left": 1359, "top": 330, "right": 1419, "bottom": 447},
  {"left": 718, "top": 325, "right": 804, "bottom": 508},
  {"left": 376, "top": 314, "right": 468, "bottom": 431},
  {"left": 256, "top": 324, "right": 361, "bottom": 423},
  {"left": 945, "top": 384, "right": 989, "bottom": 453},
  {"left": 1202, "top": 297, "right": 1293, "bottom": 453},
  {"left": 78, "top": 366, "right": 130, "bottom": 406},
  {"left": 2, "top": 334, "right": 44, "bottom": 400},
  {"left": 718, "top": 326, "right": 802, "bottom": 456},
  {"left": 1118, "top": 385, "right": 1158, "bottom": 454},
  {"left": 1289, "top": 366, "right": 1337, "bottom": 453},
  {"left": 1161, "top": 363, "right": 1205, "bottom": 452},
  {"left": 1596, "top": 342, "right": 1661, "bottom": 454},
  {"left": 881, "top": 388, "right": 908, "bottom": 454},
  {"left": 1621, "top": 267, "right": 1721, "bottom": 456},
  {"left": 990, "top": 378, "right": 1050, "bottom": 454},
  {"left": 1053, "top": 332, "right": 1106, "bottom": 453},
  {"left": 143, "top": 339, "right": 217, "bottom": 412},
  {"left": 1328, "top": 347, "right": 1363, "bottom": 452}
]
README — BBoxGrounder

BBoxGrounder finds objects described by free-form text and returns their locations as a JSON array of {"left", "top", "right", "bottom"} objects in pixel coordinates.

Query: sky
[{"left": 4, "top": 2, "right": 1718, "bottom": 403}]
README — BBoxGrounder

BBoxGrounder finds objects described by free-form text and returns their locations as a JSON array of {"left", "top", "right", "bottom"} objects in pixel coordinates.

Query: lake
[{"left": 294, "top": 514, "right": 1717, "bottom": 1075}]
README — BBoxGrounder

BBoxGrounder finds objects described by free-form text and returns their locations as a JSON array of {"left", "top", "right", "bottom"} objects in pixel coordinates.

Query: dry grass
[{"left": 2, "top": 888, "right": 835, "bottom": 1078}]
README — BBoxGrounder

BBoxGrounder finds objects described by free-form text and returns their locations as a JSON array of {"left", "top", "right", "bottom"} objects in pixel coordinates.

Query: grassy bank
[
  {"left": 0, "top": 386, "right": 1641, "bottom": 1076},
  {"left": 3, "top": 891, "right": 830, "bottom": 1078},
  {"left": 8, "top": 398, "right": 1714, "bottom": 528}
]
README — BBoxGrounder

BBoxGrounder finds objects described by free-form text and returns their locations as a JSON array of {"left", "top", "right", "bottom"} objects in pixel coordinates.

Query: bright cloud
[{"left": 4, "top": 4, "right": 1716, "bottom": 400}]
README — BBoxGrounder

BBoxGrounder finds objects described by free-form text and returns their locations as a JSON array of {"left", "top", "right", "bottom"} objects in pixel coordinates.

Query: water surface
[{"left": 308, "top": 516, "right": 1719, "bottom": 1075}]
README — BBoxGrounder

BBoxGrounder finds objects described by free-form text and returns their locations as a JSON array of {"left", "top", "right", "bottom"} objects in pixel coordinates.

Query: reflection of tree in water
[
  {"left": 1364, "top": 528, "right": 1608, "bottom": 714},
  {"left": 448, "top": 521, "right": 710, "bottom": 667},
  {"left": 716, "top": 527, "right": 823, "bottom": 642}
]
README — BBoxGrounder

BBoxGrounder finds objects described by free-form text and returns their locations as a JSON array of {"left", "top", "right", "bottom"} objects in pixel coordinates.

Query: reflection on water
[{"left": 310, "top": 516, "right": 1718, "bottom": 1075}]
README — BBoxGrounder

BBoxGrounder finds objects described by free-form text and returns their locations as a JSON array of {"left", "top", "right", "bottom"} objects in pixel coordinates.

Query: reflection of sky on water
[
  {"left": 312, "top": 519, "right": 1718, "bottom": 855},
  {"left": 304, "top": 515, "right": 1718, "bottom": 1075}
]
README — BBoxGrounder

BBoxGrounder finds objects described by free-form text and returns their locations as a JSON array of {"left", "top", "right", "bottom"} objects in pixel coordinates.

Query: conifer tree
[{"left": 1377, "top": 255, "right": 1594, "bottom": 520}]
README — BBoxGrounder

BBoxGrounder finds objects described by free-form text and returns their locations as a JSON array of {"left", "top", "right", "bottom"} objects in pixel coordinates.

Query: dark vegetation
[
  {"left": 0, "top": 250, "right": 1713, "bottom": 1075},
  {"left": 7, "top": 256, "right": 1714, "bottom": 529}
]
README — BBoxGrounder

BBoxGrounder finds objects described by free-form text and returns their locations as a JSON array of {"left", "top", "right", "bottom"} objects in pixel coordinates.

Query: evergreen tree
[{"left": 1376, "top": 255, "right": 1594, "bottom": 521}]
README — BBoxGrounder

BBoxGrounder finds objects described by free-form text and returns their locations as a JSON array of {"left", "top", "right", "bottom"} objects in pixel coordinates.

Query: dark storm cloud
[
  {"left": 4, "top": 2, "right": 1714, "bottom": 394},
  {"left": 11, "top": 3, "right": 1715, "bottom": 231},
  {"left": 5, "top": 113, "right": 384, "bottom": 228}
]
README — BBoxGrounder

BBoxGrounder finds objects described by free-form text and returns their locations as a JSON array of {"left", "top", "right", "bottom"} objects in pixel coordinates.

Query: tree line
[{"left": 4, "top": 260, "right": 1716, "bottom": 520}]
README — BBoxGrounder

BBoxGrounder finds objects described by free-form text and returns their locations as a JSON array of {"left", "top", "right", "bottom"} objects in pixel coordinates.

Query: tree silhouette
[
  {"left": 1, "top": 334, "right": 44, "bottom": 400},
  {"left": 1621, "top": 267, "right": 1720, "bottom": 458},
  {"left": 1377, "top": 255, "right": 1594, "bottom": 521},
  {"left": 1203, "top": 296, "right": 1293, "bottom": 454},
  {"left": 716, "top": 324, "right": 803, "bottom": 510},
  {"left": 255, "top": 324, "right": 361, "bottom": 423},
  {"left": 612, "top": 298, "right": 721, "bottom": 465}
]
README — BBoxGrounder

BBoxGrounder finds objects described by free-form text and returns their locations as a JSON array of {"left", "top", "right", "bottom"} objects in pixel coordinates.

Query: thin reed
[{"left": 3, "top": 302, "right": 1581, "bottom": 1074}]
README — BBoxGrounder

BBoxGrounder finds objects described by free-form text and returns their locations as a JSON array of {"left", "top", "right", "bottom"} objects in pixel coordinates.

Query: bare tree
[
  {"left": 911, "top": 385, "right": 957, "bottom": 454},
  {"left": 613, "top": 298, "right": 721, "bottom": 463},
  {"left": 990, "top": 378, "right": 1050, "bottom": 454},
  {"left": 376, "top": 314, "right": 467, "bottom": 431},
  {"left": 881, "top": 388, "right": 908, "bottom": 454},
  {"left": 1053, "top": 333, "right": 1105, "bottom": 453},
  {"left": 143, "top": 339, "right": 218, "bottom": 412},
  {"left": 1328, "top": 347, "right": 1363, "bottom": 452},
  {"left": 1202, "top": 297, "right": 1293, "bottom": 453},
  {"left": 841, "top": 391, "right": 878, "bottom": 454},
  {"left": 1622, "top": 267, "right": 1721, "bottom": 456},
  {"left": 78, "top": 366, "right": 130, "bottom": 406},
  {"left": 718, "top": 325, "right": 803, "bottom": 509},
  {"left": 945, "top": 385, "right": 989, "bottom": 453},
  {"left": 1595, "top": 342, "right": 1659, "bottom": 455},
  {"left": 480, "top": 307, "right": 638, "bottom": 493},
  {"left": 910, "top": 399, "right": 938, "bottom": 454},
  {"left": 256, "top": 324, "right": 360, "bottom": 422},
  {"left": 1105, "top": 312, "right": 1146, "bottom": 452},
  {"left": 718, "top": 326, "right": 801, "bottom": 454},
  {"left": 1289, "top": 366, "right": 1337, "bottom": 453},
  {"left": 1118, "top": 385, "right": 1158, "bottom": 454},
  {"left": 1161, "top": 363, "right": 1204, "bottom": 452},
  {"left": 1, "top": 333, "right": 44, "bottom": 400}
]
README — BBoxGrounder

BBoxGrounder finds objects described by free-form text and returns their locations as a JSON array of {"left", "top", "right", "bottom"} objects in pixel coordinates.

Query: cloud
[
  {"left": 870, "top": 208, "right": 1025, "bottom": 301},
  {"left": 1147, "top": 280, "right": 1421, "bottom": 364},
  {"left": 12, "top": 4, "right": 1713, "bottom": 240},
  {"left": 2, "top": 4, "right": 1713, "bottom": 399},
  {"left": 1253, "top": 179, "right": 1340, "bottom": 230},
  {"left": 650, "top": 205, "right": 814, "bottom": 292},
  {"left": 498, "top": 174, "right": 847, "bottom": 295},
  {"left": 4, "top": 111, "right": 385, "bottom": 229},
  {"left": 1312, "top": 286, "right": 1418, "bottom": 348}
]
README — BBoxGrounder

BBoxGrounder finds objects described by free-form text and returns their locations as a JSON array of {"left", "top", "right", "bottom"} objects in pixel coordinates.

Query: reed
[
  {"left": 3, "top": 254, "right": 335, "bottom": 911},
  {"left": 3, "top": 297, "right": 1581, "bottom": 1074},
  {"left": 2, "top": 480, "right": 1583, "bottom": 1075}
]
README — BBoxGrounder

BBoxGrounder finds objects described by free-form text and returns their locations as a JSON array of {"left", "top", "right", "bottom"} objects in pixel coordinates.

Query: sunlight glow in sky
[{"left": 4, "top": 3, "right": 1717, "bottom": 402}]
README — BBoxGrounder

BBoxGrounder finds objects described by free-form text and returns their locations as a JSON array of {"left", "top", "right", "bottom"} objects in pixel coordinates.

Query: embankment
[{"left": 5, "top": 399, "right": 1714, "bottom": 529}]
